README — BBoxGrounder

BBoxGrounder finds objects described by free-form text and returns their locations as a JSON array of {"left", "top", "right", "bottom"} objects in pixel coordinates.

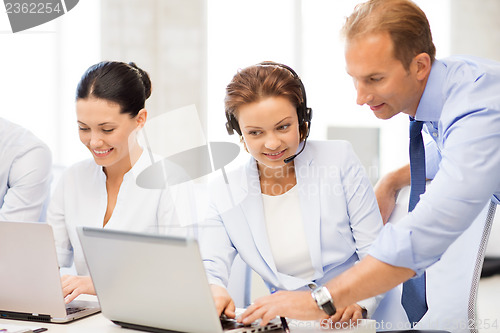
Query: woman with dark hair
[
  {"left": 47, "top": 61, "right": 186, "bottom": 303},
  {"left": 200, "top": 62, "right": 386, "bottom": 325}
]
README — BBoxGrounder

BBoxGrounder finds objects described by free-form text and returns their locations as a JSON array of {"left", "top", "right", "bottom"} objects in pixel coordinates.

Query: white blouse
[
  {"left": 262, "top": 186, "right": 315, "bottom": 280},
  {"left": 47, "top": 151, "right": 194, "bottom": 275}
]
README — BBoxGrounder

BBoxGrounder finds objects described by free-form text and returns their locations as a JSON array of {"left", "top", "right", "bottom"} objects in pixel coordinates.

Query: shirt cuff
[
  {"left": 356, "top": 296, "right": 379, "bottom": 318},
  {"left": 56, "top": 248, "right": 73, "bottom": 268},
  {"left": 203, "top": 262, "right": 228, "bottom": 288},
  {"left": 207, "top": 276, "right": 226, "bottom": 289},
  {"left": 368, "top": 223, "right": 426, "bottom": 276}
]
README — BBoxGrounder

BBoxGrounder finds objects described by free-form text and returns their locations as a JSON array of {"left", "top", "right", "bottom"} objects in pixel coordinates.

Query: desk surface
[
  {"left": 1, "top": 312, "right": 120, "bottom": 333},
  {"left": 1, "top": 312, "right": 375, "bottom": 333},
  {"left": 0, "top": 296, "right": 374, "bottom": 333}
]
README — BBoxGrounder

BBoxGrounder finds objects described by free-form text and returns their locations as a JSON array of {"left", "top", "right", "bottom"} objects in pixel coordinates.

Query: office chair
[
  {"left": 380, "top": 183, "right": 496, "bottom": 333},
  {"left": 482, "top": 211, "right": 500, "bottom": 277},
  {"left": 481, "top": 257, "right": 500, "bottom": 277}
]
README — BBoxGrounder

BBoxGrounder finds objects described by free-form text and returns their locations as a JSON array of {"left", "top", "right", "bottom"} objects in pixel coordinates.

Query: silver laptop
[
  {"left": 0, "top": 221, "right": 100, "bottom": 323},
  {"left": 77, "top": 227, "right": 282, "bottom": 333}
]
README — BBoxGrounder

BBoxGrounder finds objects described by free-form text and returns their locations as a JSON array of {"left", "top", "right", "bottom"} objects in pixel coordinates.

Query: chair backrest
[
  {"left": 327, "top": 126, "right": 380, "bottom": 185},
  {"left": 384, "top": 183, "right": 496, "bottom": 333}
]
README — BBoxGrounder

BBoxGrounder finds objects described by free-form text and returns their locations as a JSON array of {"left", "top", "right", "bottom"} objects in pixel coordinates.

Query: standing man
[
  {"left": 0, "top": 117, "right": 52, "bottom": 221},
  {"left": 239, "top": 0, "right": 500, "bottom": 328}
]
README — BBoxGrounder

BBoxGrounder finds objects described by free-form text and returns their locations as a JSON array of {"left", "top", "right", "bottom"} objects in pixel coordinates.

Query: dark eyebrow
[
  {"left": 361, "top": 73, "right": 384, "bottom": 79},
  {"left": 346, "top": 70, "right": 384, "bottom": 79},
  {"left": 243, "top": 116, "right": 293, "bottom": 130},
  {"left": 77, "top": 121, "right": 115, "bottom": 126},
  {"left": 242, "top": 124, "right": 262, "bottom": 130},
  {"left": 275, "top": 117, "right": 292, "bottom": 126}
]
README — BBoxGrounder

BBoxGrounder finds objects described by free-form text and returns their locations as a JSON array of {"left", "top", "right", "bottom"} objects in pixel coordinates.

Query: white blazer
[{"left": 200, "top": 140, "right": 384, "bottom": 315}]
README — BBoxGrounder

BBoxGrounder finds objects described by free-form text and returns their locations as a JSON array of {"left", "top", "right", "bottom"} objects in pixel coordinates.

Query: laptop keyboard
[
  {"left": 220, "top": 317, "right": 282, "bottom": 332},
  {"left": 66, "top": 307, "right": 85, "bottom": 315},
  {"left": 220, "top": 317, "right": 249, "bottom": 330}
]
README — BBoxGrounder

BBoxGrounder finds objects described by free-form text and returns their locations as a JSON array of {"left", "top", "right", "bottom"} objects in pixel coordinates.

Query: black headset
[{"left": 225, "top": 61, "right": 312, "bottom": 139}]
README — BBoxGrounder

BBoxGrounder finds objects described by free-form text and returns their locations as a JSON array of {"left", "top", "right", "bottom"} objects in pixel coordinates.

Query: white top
[
  {"left": 0, "top": 117, "right": 52, "bottom": 222},
  {"left": 262, "top": 186, "right": 314, "bottom": 280},
  {"left": 47, "top": 150, "right": 195, "bottom": 275}
]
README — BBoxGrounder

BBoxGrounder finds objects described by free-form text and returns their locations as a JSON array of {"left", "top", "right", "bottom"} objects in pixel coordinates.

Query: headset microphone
[
  {"left": 283, "top": 109, "right": 311, "bottom": 164},
  {"left": 284, "top": 137, "right": 308, "bottom": 164}
]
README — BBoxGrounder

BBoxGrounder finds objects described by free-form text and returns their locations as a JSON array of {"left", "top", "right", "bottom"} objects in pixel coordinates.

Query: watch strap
[{"left": 321, "top": 299, "right": 336, "bottom": 316}]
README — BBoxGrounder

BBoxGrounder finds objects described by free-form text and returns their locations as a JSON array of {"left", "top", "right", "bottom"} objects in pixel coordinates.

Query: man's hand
[
  {"left": 238, "top": 290, "right": 328, "bottom": 326},
  {"left": 374, "top": 164, "right": 411, "bottom": 224},
  {"left": 61, "top": 275, "right": 95, "bottom": 304},
  {"left": 374, "top": 178, "right": 398, "bottom": 224},
  {"left": 329, "top": 303, "right": 365, "bottom": 324}
]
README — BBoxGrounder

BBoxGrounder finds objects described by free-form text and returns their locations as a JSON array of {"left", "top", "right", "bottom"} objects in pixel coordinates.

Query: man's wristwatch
[{"left": 308, "top": 283, "right": 336, "bottom": 316}]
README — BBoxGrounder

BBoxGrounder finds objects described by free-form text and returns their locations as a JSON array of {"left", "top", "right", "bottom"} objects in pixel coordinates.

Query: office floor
[{"left": 477, "top": 275, "right": 500, "bottom": 332}]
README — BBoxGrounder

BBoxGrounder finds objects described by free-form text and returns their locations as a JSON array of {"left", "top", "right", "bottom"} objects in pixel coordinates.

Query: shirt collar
[
  {"left": 414, "top": 59, "right": 446, "bottom": 122},
  {"left": 129, "top": 148, "right": 151, "bottom": 177}
]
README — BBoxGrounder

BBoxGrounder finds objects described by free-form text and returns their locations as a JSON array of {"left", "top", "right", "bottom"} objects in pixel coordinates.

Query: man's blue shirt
[{"left": 369, "top": 56, "right": 500, "bottom": 274}]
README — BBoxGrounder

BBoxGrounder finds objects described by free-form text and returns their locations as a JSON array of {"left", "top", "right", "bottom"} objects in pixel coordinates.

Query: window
[
  {"left": 207, "top": 0, "right": 450, "bottom": 176},
  {"left": 0, "top": 0, "right": 101, "bottom": 166}
]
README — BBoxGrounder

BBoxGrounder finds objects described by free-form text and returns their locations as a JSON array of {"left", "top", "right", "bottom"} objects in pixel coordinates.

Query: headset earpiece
[
  {"left": 302, "top": 107, "right": 312, "bottom": 138},
  {"left": 225, "top": 112, "right": 241, "bottom": 136},
  {"left": 304, "top": 107, "right": 312, "bottom": 123}
]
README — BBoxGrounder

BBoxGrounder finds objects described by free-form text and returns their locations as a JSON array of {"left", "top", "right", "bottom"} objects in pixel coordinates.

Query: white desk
[
  {"left": 1, "top": 295, "right": 375, "bottom": 333},
  {"left": 1, "top": 313, "right": 121, "bottom": 333},
  {"left": 0, "top": 295, "right": 119, "bottom": 333},
  {"left": 1, "top": 311, "right": 375, "bottom": 333},
  {"left": 0, "top": 316, "right": 376, "bottom": 333}
]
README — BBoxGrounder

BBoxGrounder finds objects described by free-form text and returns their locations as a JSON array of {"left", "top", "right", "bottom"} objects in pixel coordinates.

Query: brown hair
[
  {"left": 225, "top": 63, "right": 309, "bottom": 141},
  {"left": 341, "top": 0, "right": 436, "bottom": 70}
]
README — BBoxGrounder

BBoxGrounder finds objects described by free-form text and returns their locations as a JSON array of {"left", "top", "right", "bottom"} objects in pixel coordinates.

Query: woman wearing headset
[
  {"left": 200, "top": 62, "right": 384, "bottom": 325},
  {"left": 48, "top": 61, "right": 190, "bottom": 304}
]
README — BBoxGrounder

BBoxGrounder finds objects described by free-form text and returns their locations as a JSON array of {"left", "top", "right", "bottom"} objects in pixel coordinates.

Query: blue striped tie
[{"left": 401, "top": 118, "right": 428, "bottom": 326}]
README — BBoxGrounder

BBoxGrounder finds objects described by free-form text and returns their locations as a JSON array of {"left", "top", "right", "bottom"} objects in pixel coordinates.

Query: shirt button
[{"left": 433, "top": 132, "right": 438, "bottom": 138}]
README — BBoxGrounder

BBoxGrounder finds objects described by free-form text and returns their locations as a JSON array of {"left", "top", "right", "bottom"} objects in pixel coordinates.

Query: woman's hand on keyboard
[
  {"left": 61, "top": 275, "right": 96, "bottom": 304},
  {"left": 210, "top": 284, "right": 236, "bottom": 319}
]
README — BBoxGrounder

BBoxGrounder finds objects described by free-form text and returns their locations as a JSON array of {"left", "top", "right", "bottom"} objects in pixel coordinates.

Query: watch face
[
  {"left": 314, "top": 288, "right": 330, "bottom": 305},
  {"left": 311, "top": 286, "right": 336, "bottom": 316}
]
